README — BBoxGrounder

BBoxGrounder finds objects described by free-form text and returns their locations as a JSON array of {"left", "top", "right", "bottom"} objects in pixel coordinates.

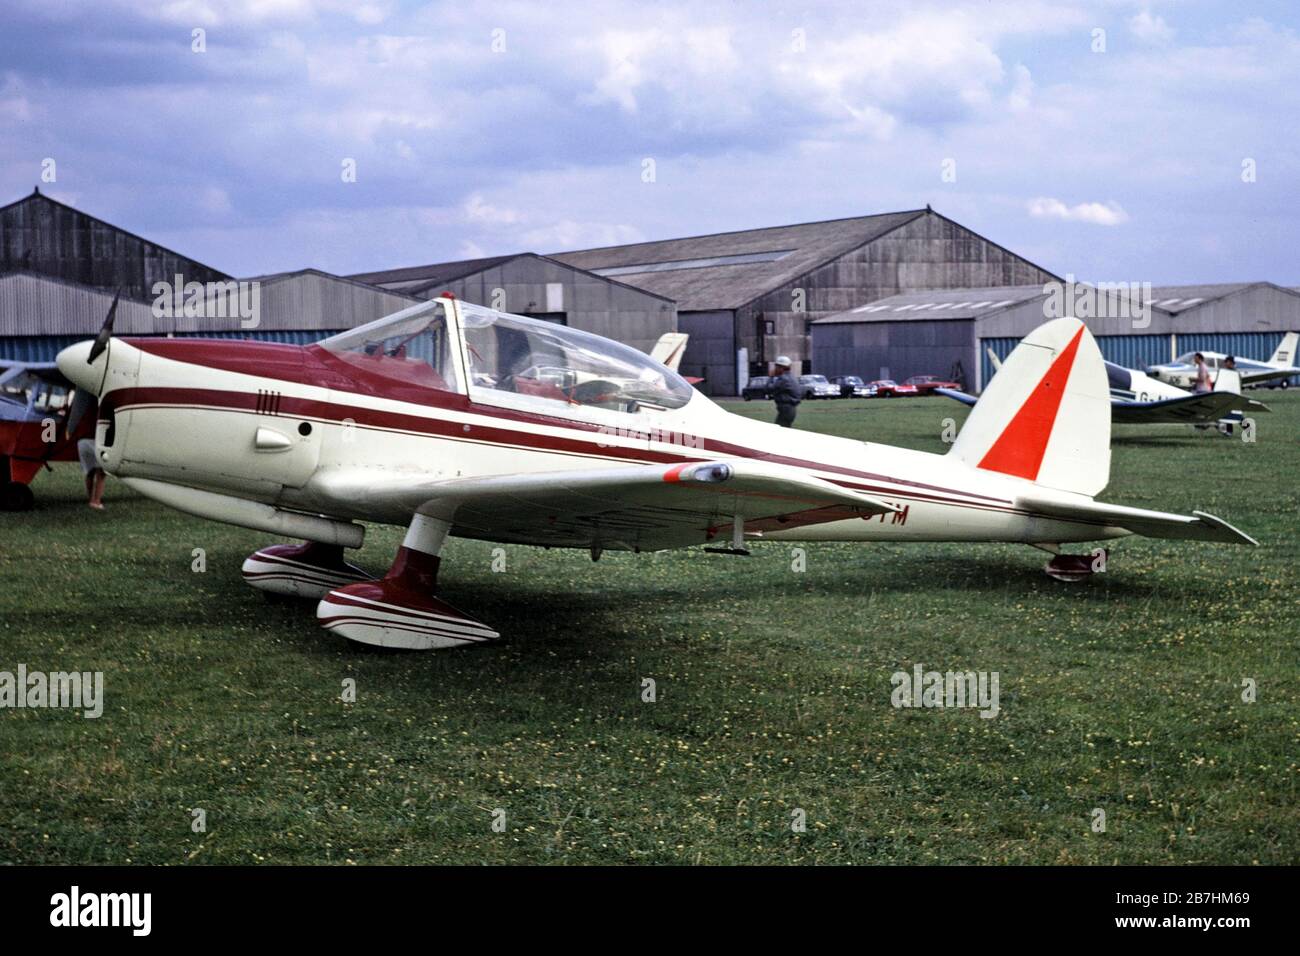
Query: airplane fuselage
[{"left": 82, "top": 335, "right": 1126, "bottom": 551}]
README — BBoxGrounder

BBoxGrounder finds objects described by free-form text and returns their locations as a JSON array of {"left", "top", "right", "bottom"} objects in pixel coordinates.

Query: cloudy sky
[{"left": 2, "top": 0, "right": 1297, "bottom": 284}]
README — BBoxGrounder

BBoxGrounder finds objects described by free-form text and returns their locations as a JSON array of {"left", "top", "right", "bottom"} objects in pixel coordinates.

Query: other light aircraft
[
  {"left": 938, "top": 348, "right": 1268, "bottom": 431},
  {"left": 1147, "top": 332, "right": 1300, "bottom": 390},
  {"left": 56, "top": 297, "right": 1255, "bottom": 649},
  {"left": 0, "top": 359, "right": 97, "bottom": 510}
]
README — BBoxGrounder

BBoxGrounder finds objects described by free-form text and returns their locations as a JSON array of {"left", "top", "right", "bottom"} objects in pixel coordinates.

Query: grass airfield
[{"left": 1, "top": 393, "right": 1296, "bottom": 865}]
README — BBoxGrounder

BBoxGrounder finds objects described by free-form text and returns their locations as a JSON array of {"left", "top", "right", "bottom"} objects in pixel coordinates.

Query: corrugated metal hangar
[
  {"left": 0, "top": 190, "right": 419, "bottom": 361},
  {"left": 349, "top": 253, "right": 675, "bottom": 356},
  {"left": 552, "top": 207, "right": 1057, "bottom": 395},
  {"left": 813, "top": 281, "right": 1300, "bottom": 390},
  {"left": 1, "top": 184, "right": 1296, "bottom": 393},
  {"left": 1, "top": 187, "right": 229, "bottom": 301}
]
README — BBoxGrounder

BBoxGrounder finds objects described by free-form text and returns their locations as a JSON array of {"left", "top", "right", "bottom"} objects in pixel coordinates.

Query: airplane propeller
[
  {"left": 65, "top": 387, "right": 97, "bottom": 434},
  {"left": 87, "top": 290, "right": 120, "bottom": 364}
]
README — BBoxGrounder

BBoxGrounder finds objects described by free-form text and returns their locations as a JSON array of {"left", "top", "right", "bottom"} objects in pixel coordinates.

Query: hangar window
[
  {"left": 459, "top": 302, "right": 692, "bottom": 414},
  {"left": 592, "top": 249, "right": 794, "bottom": 277}
]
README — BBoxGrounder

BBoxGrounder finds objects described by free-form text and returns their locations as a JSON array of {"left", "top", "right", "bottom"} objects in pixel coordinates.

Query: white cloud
[
  {"left": 1129, "top": 10, "right": 1174, "bottom": 44},
  {"left": 0, "top": 73, "right": 33, "bottom": 122},
  {"left": 463, "top": 194, "right": 520, "bottom": 225},
  {"left": 1008, "top": 64, "right": 1033, "bottom": 111},
  {"left": 1028, "top": 197, "right": 1129, "bottom": 226}
]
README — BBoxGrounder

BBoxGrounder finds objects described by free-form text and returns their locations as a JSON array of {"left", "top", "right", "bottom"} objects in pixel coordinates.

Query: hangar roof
[
  {"left": 348, "top": 255, "right": 521, "bottom": 295},
  {"left": 551, "top": 210, "right": 927, "bottom": 311},
  {"left": 1144, "top": 282, "right": 1297, "bottom": 313},
  {"left": 348, "top": 251, "right": 675, "bottom": 303},
  {"left": 813, "top": 285, "right": 1048, "bottom": 324}
]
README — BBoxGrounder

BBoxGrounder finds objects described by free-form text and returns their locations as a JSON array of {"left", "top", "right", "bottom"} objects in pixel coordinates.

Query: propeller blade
[
  {"left": 66, "top": 387, "right": 97, "bottom": 434},
  {"left": 87, "top": 290, "right": 120, "bottom": 364}
]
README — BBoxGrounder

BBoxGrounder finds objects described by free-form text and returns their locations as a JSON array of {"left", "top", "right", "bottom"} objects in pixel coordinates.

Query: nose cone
[{"left": 56, "top": 340, "right": 105, "bottom": 394}]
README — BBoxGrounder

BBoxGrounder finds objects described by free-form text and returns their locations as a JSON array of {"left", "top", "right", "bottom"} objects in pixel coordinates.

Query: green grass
[{"left": 1, "top": 394, "right": 1297, "bottom": 865}]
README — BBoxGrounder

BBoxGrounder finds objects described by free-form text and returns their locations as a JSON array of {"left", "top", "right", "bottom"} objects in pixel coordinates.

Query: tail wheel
[{"left": 1, "top": 481, "right": 35, "bottom": 512}]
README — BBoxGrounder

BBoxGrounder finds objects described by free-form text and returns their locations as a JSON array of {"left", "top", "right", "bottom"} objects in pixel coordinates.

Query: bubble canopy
[{"left": 319, "top": 300, "right": 694, "bottom": 414}]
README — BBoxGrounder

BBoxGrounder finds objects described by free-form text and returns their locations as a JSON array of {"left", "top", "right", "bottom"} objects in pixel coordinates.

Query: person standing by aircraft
[
  {"left": 771, "top": 356, "right": 801, "bottom": 428},
  {"left": 1192, "top": 352, "right": 1212, "bottom": 393},
  {"left": 77, "top": 437, "right": 106, "bottom": 510}
]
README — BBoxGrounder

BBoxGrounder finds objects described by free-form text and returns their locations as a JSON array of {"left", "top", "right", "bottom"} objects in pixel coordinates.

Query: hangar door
[
  {"left": 813, "top": 320, "right": 975, "bottom": 389},
  {"left": 678, "top": 310, "right": 737, "bottom": 396}
]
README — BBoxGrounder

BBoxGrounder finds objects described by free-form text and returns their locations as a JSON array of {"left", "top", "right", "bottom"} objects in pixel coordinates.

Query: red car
[
  {"left": 903, "top": 374, "right": 961, "bottom": 395},
  {"left": 868, "top": 379, "right": 919, "bottom": 397}
]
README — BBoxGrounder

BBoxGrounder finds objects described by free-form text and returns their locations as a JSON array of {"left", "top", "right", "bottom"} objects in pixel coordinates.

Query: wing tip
[{"left": 1191, "top": 510, "right": 1259, "bottom": 547}]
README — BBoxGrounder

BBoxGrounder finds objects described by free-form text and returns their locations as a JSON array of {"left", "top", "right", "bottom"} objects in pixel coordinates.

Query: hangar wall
[
  {"left": 676, "top": 310, "right": 737, "bottom": 395},
  {"left": 0, "top": 189, "right": 229, "bottom": 301},
  {"left": 814, "top": 319, "right": 976, "bottom": 387},
  {"left": 739, "top": 212, "right": 1056, "bottom": 376},
  {"left": 981, "top": 331, "right": 1297, "bottom": 389},
  {"left": 360, "top": 254, "right": 677, "bottom": 356}
]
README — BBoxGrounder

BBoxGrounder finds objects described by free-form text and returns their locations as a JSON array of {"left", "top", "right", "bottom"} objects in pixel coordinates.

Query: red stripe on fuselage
[
  {"left": 122, "top": 338, "right": 1014, "bottom": 505},
  {"left": 978, "top": 326, "right": 1085, "bottom": 481},
  {"left": 105, "top": 384, "right": 1013, "bottom": 511}
]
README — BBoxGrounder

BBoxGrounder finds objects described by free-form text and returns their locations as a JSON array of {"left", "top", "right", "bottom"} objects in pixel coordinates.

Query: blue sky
[{"left": 2, "top": 0, "right": 1297, "bottom": 284}]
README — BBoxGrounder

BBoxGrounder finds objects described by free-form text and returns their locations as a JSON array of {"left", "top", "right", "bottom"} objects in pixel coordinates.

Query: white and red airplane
[{"left": 57, "top": 296, "right": 1255, "bottom": 650}]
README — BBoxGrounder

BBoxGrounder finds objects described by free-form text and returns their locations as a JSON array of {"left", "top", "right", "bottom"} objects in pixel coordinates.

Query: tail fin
[
  {"left": 1267, "top": 331, "right": 1297, "bottom": 366},
  {"left": 949, "top": 317, "right": 1111, "bottom": 496},
  {"left": 1213, "top": 367, "right": 1242, "bottom": 395},
  {"left": 650, "top": 333, "right": 689, "bottom": 371}
]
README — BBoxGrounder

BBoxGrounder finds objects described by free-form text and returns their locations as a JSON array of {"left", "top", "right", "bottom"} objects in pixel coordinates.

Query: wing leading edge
[{"left": 312, "top": 459, "right": 900, "bottom": 552}]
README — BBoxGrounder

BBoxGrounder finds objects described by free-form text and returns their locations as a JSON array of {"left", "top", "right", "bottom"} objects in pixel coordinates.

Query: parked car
[
  {"left": 903, "top": 374, "right": 961, "bottom": 395},
  {"left": 799, "top": 374, "right": 842, "bottom": 399},
  {"left": 741, "top": 376, "right": 776, "bottom": 400},
  {"left": 869, "top": 379, "right": 919, "bottom": 397},
  {"left": 829, "top": 375, "right": 876, "bottom": 398}
]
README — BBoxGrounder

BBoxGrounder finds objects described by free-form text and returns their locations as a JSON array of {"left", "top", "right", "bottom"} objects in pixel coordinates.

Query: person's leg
[
  {"left": 88, "top": 470, "right": 106, "bottom": 509},
  {"left": 84, "top": 473, "right": 94, "bottom": 499}
]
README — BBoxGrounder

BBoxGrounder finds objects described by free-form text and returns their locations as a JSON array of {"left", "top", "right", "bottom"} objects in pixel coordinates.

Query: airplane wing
[
  {"left": 1018, "top": 493, "right": 1257, "bottom": 546},
  {"left": 312, "top": 459, "right": 901, "bottom": 552},
  {"left": 1239, "top": 367, "right": 1300, "bottom": 387},
  {"left": 935, "top": 386, "right": 978, "bottom": 407},
  {"left": 0, "top": 359, "right": 71, "bottom": 389},
  {"left": 947, "top": 382, "right": 1259, "bottom": 425},
  {"left": 1110, "top": 390, "right": 1248, "bottom": 424}
]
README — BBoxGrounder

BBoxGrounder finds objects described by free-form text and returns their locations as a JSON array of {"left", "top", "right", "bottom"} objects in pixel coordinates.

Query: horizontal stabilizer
[
  {"left": 935, "top": 386, "right": 978, "bottom": 407},
  {"left": 1019, "top": 492, "right": 1257, "bottom": 546}
]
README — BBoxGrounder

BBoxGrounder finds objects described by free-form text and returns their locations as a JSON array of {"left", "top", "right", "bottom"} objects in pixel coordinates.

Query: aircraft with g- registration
[{"left": 56, "top": 296, "right": 1255, "bottom": 649}]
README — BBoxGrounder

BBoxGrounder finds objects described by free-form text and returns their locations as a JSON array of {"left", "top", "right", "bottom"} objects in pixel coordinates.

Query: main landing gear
[
  {"left": 241, "top": 541, "right": 372, "bottom": 598},
  {"left": 244, "top": 515, "right": 499, "bottom": 649},
  {"left": 1038, "top": 546, "right": 1108, "bottom": 583}
]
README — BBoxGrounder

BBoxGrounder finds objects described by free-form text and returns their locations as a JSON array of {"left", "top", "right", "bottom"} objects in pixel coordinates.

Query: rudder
[{"left": 949, "top": 318, "right": 1111, "bottom": 496}]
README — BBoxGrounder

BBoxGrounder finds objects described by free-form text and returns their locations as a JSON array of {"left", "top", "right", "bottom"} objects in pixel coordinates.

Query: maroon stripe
[
  {"left": 105, "top": 385, "right": 1012, "bottom": 506},
  {"left": 321, "top": 591, "right": 494, "bottom": 630},
  {"left": 319, "top": 615, "right": 495, "bottom": 643}
]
